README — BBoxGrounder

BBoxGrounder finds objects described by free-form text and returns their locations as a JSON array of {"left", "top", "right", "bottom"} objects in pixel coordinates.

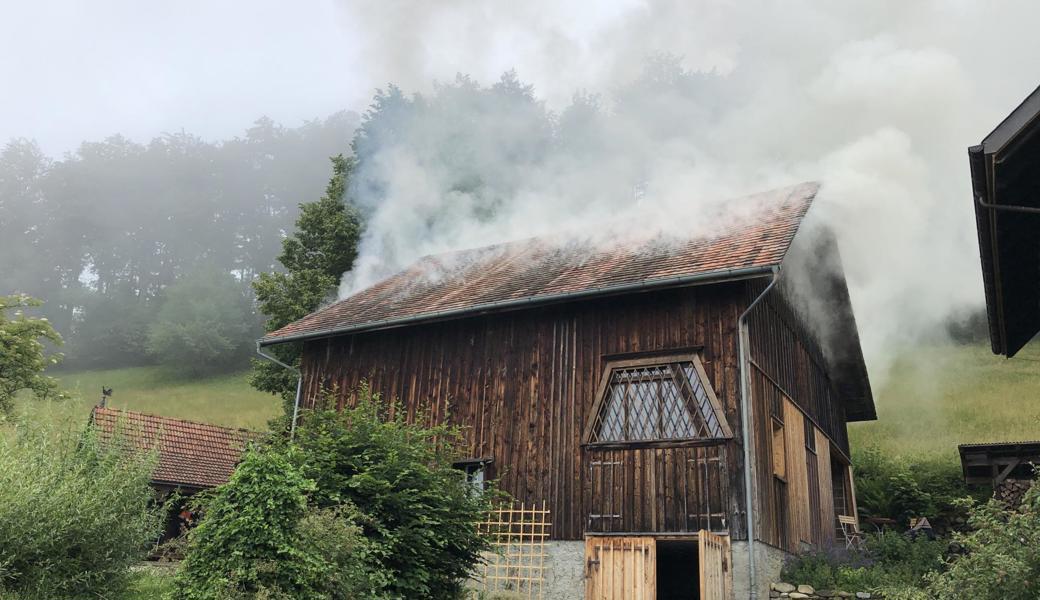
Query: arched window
[{"left": 583, "top": 354, "right": 732, "bottom": 446}]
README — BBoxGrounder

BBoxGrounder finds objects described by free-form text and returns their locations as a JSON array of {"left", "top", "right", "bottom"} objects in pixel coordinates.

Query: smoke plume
[{"left": 332, "top": 1, "right": 1040, "bottom": 385}]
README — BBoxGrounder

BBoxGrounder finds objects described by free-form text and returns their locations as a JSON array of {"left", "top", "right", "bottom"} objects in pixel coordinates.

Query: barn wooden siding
[
  {"left": 298, "top": 284, "right": 749, "bottom": 541},
  {"left": 746, "top": 283, "right": 850, "bottom": 550}
]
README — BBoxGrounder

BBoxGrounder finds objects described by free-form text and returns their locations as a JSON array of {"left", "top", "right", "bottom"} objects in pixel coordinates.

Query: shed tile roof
[
  {"left": 89, "top": 406, "right": 257, "bottom": 489},
  {"left": 263, "top": 181, "right": 819, "bottom": 344}
]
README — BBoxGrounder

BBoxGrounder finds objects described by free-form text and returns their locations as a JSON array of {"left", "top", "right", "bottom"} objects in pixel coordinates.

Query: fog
[{"left": 3, "top": 1, "right": 1039, "bottom": 383}]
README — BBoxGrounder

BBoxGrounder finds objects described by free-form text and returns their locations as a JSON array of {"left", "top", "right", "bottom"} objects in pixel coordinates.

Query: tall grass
[
  {"left": 16, "top": 366, "right": 280, "bottom": 431},
  {"left": 851, "top": 339, "right": 1040, "bottom": 461},
  {"left": 0, "top": 422, "right": 163, "bottom": 599}
]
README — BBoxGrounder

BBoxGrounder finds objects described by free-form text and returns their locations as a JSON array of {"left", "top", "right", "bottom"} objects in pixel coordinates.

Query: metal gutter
[
  {"left": 255, "top": 342, "right": 304, "bottom": 440},
  {"left": 737, "top": 265, "right": 781, "bottom": 600},
  {"left": 259, "top": 264, "right": 778, "bottom": 347}
]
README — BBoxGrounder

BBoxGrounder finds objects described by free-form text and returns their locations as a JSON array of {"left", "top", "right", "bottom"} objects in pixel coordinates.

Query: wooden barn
[
  {"left": 260, "top": 182, "right": 875, "bottom": 599},
  {"left": 89, "top": 406, "right": 256, "bottom": 549}
]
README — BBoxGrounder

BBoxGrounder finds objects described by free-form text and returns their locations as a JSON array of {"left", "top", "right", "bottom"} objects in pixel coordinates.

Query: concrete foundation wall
[
  {"left": 470, "top": 541, "right": 585, "bottom": 599},
  {"left": 544, "top": 541, "right": 586, "bottom": 600},
  {"left": 730, "top": 540, "right": 789, "bottom": 599}
]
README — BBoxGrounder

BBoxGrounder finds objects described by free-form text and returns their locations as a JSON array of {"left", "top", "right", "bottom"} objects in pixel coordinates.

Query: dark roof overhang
[{"left": 969, "top": 85, "right": 1040, "bottom": 357}]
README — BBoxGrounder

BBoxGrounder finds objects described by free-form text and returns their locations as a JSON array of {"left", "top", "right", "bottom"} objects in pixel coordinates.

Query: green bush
[
  {"left": 172, "top": 447, "right": 386, "bottom": 600},
  {"left": 854, "top": 447, "right": 981, "bottom": 531},
  {"left": 290, "top": 386, "right": 496, "bottom": 599},
  {"left": 780, "top": 534, "right": 945, "bottom": 592},
  {"left": 178, "top": 385, "right": 495, "bottom": 599},
  {"left": 0, "top": 422, "right": 163, "bottom": 599},
  {"left": 921, "top": 478, "right": 1040, "bottom": 599}
]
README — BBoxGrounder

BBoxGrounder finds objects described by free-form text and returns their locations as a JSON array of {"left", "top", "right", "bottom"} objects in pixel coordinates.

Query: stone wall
[{"left": 771, "top": 582, "right": 883, "bottom": 599}]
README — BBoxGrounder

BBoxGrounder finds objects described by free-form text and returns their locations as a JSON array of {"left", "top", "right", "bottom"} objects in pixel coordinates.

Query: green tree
[
  {"left": 0, "top": 294, "right": 65, "bottom": 414},
  {"left": 251, "top": 155, "right": 362, "bottom": 417},
  {"left": 146, "top": 268, "right": 257, "bottom": 374}
]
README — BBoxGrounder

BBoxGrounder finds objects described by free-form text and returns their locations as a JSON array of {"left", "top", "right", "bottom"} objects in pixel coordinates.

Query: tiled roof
[
  {"left": 89, "top": 406, "right": 258, "bottom": 489},
  {"left": 263, "top": 182, "right": 819, "bottom": 344}
]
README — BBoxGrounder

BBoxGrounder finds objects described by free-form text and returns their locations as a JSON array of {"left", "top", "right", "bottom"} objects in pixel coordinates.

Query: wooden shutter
[
  {"left": 584, "top": 536, "right": 655, "bottom": 600},
  {"left": 698, "top": 530, "right": 731, "bottom": 600}
]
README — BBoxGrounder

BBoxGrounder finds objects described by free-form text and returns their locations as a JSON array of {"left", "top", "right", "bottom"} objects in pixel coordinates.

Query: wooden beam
[{"left": 994, "top": 460, "right": 1020, "bottom": 485}]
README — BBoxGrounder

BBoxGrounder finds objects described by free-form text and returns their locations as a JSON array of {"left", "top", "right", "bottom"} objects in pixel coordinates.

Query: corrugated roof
[
  {"left": 958, "top": 440, "right": 1040, "bottom": 451},
  {"left": 263, "top": 181, "right": 819, "bottom": 345},
  {"left": 89, "top": 406, "right": 258, "bottom": 489}
]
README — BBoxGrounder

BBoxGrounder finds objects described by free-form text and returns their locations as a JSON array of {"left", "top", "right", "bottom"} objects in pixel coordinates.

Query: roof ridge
[{"left": 92, "top": 405, "right": 258, "bottom": 436}]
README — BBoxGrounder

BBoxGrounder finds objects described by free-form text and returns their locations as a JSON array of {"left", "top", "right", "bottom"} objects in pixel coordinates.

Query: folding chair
[{"left": 838, "top": 515, "right": 866, "bottom": 550}]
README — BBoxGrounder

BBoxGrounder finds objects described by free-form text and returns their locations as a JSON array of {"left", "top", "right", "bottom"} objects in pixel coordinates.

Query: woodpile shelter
[
  {"left": 88, "top": 406, "right": 256, "bottom": 546},
  {"left": 260, "top": 182, "right": 875, "bottom": 599},
  {"left": 959, "top": 441, "right": 1040, "bottom": 507}
]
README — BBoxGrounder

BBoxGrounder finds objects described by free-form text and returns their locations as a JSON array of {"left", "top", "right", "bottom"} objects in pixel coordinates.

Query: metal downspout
[
  {"left": 255, "top": 341, "right": 304, "bottom": 440},
  {"left": 738, "top": 266, "right": 780, "bottom": 600}
]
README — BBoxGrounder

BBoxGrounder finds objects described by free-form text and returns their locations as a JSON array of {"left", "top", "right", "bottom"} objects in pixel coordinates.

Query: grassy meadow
[
  {"left": 14, "top": 365, "right": 281, "bottom": 432},
  {"left": 850, "top": 339, "right": 1040, "bottom": 461}
]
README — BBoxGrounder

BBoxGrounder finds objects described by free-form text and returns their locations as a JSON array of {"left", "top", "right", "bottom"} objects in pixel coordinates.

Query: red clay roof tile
[
  {"left": 89, "top": 406, "right": 258, "bottom": 489},
  {"left": 263, "top": 182, "right": 818, "bottom": 344}
]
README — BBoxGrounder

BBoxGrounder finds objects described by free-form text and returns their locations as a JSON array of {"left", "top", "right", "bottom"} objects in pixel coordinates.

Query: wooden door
[
  {"left": 585, "top": 536, "right": 656, "bottom": 600},
  {"left": 698, "top": 530, "right": 731, "bottom": 600}
]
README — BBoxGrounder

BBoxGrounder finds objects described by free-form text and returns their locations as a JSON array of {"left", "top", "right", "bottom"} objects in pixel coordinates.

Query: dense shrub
[
  {"left": 172, "top": 448, "right": 386, "bottom": 599},
  {"left": 290, "top": 386, "right": 496, "bottom": 599},
  {"left": 0, "top": 422, "right": 163, "bottom": 599},
  {"left": 781, "top": 534, "right": 945, "bottom": 592},
  {"left": 919, "top": 478, "right": 1040, "bottom": 600},
  {"left": 854, "top": 447, "right": 980, "bottom": 531},
  {"left": 177, "top": 387, "right": 491, "bottom": 599}
]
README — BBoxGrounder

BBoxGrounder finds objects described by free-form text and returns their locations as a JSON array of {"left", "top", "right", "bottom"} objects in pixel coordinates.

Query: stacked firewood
[{"left": 995, "top": 478, "right": 1031, "bottom": 508}]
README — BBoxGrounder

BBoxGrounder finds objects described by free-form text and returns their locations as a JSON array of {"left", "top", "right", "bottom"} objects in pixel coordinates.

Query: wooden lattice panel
[{"left": 477, "top": 501, "right": 551, "bottom": 600}]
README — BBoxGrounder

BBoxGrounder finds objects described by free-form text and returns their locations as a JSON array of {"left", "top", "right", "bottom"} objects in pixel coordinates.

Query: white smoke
[{"left": 332, "top": 0, "right": 1040, "bottom": 385}]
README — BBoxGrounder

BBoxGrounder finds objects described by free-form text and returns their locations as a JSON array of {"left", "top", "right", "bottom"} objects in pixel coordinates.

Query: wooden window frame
[{"left": 581, "top": 353, "right": 733, "bottom": 450}]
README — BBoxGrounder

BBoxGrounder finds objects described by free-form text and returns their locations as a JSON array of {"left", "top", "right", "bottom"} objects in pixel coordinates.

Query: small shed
[
  {"left": 89, "top": 406, "right": 258, "bottom": 545},
  {"left": 959, "top": 441, "right": 1040, "bottom": 506}
]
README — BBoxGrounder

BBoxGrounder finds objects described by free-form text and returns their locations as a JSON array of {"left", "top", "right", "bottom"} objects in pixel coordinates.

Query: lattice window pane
[{"left": 589, "top": 360, "right": 726, "bottom": 443}]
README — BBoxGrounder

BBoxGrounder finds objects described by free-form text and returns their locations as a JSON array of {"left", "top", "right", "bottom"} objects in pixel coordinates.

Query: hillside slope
[
  {"left": 16, "top": 366, "right": 280, "bottom": 431},
  {"left": 850, "top": 340, "right": 1040, "bottom": 460}
]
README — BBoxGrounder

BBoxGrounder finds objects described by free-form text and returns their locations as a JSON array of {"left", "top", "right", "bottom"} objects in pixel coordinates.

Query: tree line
[
  {"left": 0, "top": 113, "right": 358, "bottom": 370},
  {"left": 3, "top": 59, "right": 735, "bottom": 379}
]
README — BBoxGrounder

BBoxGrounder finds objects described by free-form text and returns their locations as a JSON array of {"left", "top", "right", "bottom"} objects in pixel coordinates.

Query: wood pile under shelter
[{"left": 959, "top": 440, "right": 1040, "bottom": 507}]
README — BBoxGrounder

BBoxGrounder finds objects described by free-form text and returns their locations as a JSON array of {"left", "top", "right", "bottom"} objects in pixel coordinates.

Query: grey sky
[{"left": 0, "top": 1, "right": 367, "bottom": 155}]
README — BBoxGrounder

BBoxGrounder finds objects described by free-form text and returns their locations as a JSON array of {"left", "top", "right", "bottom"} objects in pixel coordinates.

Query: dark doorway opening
[{"left": 656, "top": 540, "right": 699, "bottom": 599}]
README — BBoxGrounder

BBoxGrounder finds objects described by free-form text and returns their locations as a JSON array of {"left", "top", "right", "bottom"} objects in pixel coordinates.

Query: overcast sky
[
  {"left": 4, "top": 1, "right": 1038, "bottom": 157},
  {"left": 0, "top": 1, "right": 367, "bottom": 154}
]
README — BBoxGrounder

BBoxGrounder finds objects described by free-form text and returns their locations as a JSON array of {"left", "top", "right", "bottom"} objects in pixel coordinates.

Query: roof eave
[
  {"left": 260, "top": 264, "right": 778, "bottom": 346},
  {"left": 969, "top": 146, "right": 1007, "bottom": 356}
]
